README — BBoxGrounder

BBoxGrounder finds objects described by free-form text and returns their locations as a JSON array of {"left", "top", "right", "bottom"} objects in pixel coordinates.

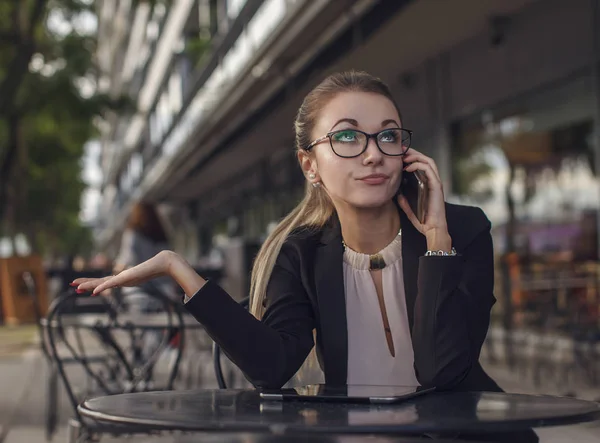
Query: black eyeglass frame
[{"left": 305, "top": 128, "right": 413, "bottom": 158}]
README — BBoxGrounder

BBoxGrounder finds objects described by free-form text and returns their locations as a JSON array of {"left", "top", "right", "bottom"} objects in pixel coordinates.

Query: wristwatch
[{"left": 425, "top": 247, "right": 457, "bottom": 257}]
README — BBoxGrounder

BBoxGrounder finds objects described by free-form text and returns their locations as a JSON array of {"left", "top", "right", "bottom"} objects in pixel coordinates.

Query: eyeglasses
[{"left": 305, "top": 128, "right": 412, "bottom": 158}]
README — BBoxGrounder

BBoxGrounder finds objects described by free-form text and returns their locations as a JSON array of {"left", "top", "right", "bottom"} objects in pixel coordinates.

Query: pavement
[
  {"left": 0, "top": 325, "right": 598, "bottom": 443},
  {"left": 0, "top": 325, "right": 38, "bottom": 357},
  {"left": 0, "top": 325, "right": 220, "bottom": 443}
]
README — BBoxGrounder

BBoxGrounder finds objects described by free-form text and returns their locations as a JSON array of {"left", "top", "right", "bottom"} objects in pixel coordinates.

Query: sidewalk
[
  {"left": 0, "top": 345, "right": 201, "bottom": 443},
  {"left": 0, "top": 324, "right": 214, "bottom": 443},
  {"left": 482, "top": 361, "right": 600, "bottom": 401},
  {"left": 0, "top": 325, "right": 38, "bottom": 358}
]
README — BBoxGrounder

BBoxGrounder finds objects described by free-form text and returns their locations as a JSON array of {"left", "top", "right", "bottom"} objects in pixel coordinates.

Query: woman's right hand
[{"left": 73, "top": 250, "right": 178, "bottom": 295}]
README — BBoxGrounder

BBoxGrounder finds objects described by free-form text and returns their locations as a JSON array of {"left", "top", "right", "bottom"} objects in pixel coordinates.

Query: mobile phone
[{"left": 398, "top": 168, "right": 428, "bottom": 224}]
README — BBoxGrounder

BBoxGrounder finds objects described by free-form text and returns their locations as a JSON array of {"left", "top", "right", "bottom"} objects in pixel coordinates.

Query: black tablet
[{"left": 259, "top": 384, "right": 435, "bottom": 404}]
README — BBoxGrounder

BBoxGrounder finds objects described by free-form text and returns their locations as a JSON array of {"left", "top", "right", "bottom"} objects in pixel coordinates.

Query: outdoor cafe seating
[{"left": 21, "top": 268, "right": 600, "bottom": 443}]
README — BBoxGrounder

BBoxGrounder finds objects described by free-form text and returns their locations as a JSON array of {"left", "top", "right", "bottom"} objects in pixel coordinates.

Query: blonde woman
[{"left": 75, "top": 71, "right": 504, "bottom": 396}]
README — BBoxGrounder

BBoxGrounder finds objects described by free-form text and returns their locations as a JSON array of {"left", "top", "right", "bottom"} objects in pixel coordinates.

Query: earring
[
  {"left": 312, "top": 182, "right": 321, "bottom": 188},
  {"left": 308, "top": 173, "right": 316, "bottom": 180}
]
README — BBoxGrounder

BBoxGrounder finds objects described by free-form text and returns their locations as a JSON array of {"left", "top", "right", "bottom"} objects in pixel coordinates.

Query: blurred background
[{"left": 0, "top": 0, "right": 599, "bottom": 442}]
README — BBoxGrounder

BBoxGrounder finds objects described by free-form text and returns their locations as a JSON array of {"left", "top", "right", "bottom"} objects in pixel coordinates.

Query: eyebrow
[
  {"left": 330, "top": 118, "right": 358, "bottom": 131},
  {"left": 330, "top": 118, "right": 401, "bottom": 131},
  {"left": 381, "top": 119, "right": 401, "bottom": 128}
]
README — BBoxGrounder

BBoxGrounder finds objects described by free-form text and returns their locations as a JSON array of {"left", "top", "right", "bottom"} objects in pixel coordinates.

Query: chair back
[{"left": 45, "top": 285, "right": 186, "bottom": 423}]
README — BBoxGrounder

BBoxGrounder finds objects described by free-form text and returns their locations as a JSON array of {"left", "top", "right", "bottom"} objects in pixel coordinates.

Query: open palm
[{"left": 73, "top": 251, "right": 173, "bottom": 295}]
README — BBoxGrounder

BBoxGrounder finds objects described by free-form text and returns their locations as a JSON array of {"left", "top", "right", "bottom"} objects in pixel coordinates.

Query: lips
[{"left": 358, "top": 174, "right": 389, "bottom": 185}]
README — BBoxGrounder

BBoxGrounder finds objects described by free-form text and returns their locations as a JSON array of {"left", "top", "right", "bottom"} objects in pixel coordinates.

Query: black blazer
[{"left": 185, "top": 202, "right": 502, "bottom": 392}]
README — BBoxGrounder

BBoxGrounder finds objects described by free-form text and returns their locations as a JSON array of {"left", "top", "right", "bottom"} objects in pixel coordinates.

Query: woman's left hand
[{"left": 397, "top": 148, "right": 452, "bottom": 251}]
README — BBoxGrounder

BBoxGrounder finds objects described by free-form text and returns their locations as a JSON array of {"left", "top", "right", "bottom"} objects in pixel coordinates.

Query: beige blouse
[{"left": 343, "top": 231, "right": 419, "bottom": 386}]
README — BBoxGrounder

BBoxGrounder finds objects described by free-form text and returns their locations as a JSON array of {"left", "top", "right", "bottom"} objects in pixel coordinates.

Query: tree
[{"left": 0, "top": 0, "right": 131, "bottom": 257}]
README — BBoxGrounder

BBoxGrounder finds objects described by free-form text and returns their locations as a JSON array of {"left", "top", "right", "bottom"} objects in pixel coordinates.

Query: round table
[{"left": 78, "top": 389, "right": 600, "bottom": 437}]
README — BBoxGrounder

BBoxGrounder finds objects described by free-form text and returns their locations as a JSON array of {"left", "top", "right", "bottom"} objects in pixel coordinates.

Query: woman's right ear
[{"left": 297, "top": 150, "right": 314, "bottom": 175}]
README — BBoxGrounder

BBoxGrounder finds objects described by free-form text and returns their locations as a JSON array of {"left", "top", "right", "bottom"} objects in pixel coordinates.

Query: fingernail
[
  {"left": 76, "top": 289, "right": 85, "bottom": 294},
  {"left": 69, "top": 282, "right": 77, "bottom": 287}
]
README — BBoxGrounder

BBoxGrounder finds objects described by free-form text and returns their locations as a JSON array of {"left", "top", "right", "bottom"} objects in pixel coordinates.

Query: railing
[
  {"left": 112, "top": 0, "right": 301, "bottom": 209},
  {"left": 100, "top": 2, "right": 170, "bottom": 182},
  {"left": 98, "top": 0, "right": 268, "bottom": 241},
  {"left": 158, "top": 0, "right": 288, "bottom": 160}
]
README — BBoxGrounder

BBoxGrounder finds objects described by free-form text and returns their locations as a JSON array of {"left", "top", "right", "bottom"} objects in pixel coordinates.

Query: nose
[{"left": 362, "top": 136, "right": 383, "bottom": 165}]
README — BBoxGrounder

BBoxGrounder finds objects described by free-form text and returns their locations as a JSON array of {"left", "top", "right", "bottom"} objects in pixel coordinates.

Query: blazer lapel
[
  {"left": 314, "top": 217, "right": 348, "bottom": 386},
  {"left": 400, "top": 208, "right": 427, "bottom": 330}
]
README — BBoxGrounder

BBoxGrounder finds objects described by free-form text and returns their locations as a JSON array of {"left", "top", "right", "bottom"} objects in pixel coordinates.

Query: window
[{"left": 451, "top": 74, "right": 599, "bottom": 332}]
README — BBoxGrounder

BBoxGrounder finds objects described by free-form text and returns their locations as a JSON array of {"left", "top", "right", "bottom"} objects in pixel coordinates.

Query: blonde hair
[
  {"left": 249, "top": 72, "right": 402, "bottom": 378},
  {"left": 249, "top": 181, "right": 334, "bottom": 317}
]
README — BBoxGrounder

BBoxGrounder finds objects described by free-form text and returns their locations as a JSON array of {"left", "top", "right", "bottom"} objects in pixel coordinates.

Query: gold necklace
[{"left": 342, "top": 229, "right": 402, "bottom": 271}]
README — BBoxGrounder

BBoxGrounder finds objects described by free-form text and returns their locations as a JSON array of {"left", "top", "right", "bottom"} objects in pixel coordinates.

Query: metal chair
[
  {"left": 22, "top": 271, "right": 66, "bottom": 442},
  {"left": 22, "top": 271, "right": 113, "bottom": 441},
  {"left": 213, "top": 297, "right": 249, "bottom": 389},
  {"left": 44, "top": 284, "right": 186, "bottom": 442}
]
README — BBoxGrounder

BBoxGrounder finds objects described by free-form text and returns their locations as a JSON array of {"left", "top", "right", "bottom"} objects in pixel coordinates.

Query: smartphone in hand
[{"left": 398, "top": 169, "right": 428, "bottom": 224}]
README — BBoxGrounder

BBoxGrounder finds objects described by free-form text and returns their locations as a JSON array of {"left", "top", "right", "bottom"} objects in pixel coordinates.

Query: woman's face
[{"left": 301, "top": 91, "right": 405, "bottom": 209}]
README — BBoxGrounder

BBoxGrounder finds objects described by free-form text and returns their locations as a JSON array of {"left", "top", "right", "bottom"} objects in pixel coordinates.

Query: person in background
[
  {"left": 89, "top": 253, "right": 111, "bottom": 271},
  {"left": 113, "top": 201, "right": 174, "bottom": 308}
]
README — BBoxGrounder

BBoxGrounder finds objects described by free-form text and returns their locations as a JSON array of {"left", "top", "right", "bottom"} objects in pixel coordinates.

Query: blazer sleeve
[
  {"left": 411, "top": 210, "right": 496, "bottom": 390},
  {"left": 183, "top": 243, "right": 316, "bottom": 389}
]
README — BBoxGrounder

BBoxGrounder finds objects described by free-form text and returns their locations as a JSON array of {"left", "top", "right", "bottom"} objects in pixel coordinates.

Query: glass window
[{"left": 450, "top": 74, "right": 599, "bottom": 336}]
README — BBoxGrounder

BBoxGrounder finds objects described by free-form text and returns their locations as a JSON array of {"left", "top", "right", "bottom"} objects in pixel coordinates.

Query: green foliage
[
  {"left": 0, "top": 0, "right": 130, "bottom": 257},
  {"left": 185, "top": 36, "right": 211, "bottom": 67}
]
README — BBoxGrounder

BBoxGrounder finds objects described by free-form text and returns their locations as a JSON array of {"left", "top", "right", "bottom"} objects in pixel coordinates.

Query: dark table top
[{"left": 78, "top": 389, "right": 600, "bottom": 436}]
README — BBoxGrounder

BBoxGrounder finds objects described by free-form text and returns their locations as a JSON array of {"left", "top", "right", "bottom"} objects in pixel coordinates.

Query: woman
[
  {"left": 113, "top": 201, "right": 173, "bottom": 307},
  {"left": 74, "top": 71, "right": 503, "bottom": 393}
]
